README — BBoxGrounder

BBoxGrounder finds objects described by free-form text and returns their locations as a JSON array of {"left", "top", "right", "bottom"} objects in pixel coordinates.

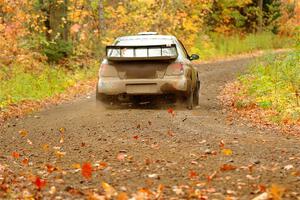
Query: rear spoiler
[{"left": 106, "top": 44, "right": 178, "bottom": 61}]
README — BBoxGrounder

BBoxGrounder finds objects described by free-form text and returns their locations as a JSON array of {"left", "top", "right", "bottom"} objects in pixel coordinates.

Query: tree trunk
[
  {"left": 48, "top": 0, "right": 68, "bottom": 41},
  {"left": 258, "top": 0, "right": 263, "bottom": 32},
  {"left": 98, "top": 0, "right": 106, "bottom": 34}
]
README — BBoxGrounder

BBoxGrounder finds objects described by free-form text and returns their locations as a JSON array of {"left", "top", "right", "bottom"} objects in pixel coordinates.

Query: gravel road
[{"left": 0, "top": 57, "right": 299, "bottom": 199}]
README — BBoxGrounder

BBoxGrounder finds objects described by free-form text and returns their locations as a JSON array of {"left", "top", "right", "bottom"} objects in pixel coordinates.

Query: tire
[
  {"left": 193, "top": 80, "right": 200, "bottom": 106},
  {"left": 96, "top": 85, "right": 112, "bottom": 106},
  {"left": 186, "top": 86, "right": 194, "bottom": 110}
]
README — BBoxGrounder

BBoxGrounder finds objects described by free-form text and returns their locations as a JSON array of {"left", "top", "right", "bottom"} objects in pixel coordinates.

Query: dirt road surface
[{"left": 1, "top": 58, "right": 299, "bottom": 199}]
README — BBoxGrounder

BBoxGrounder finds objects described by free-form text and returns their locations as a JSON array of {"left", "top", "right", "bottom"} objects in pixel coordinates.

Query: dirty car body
[{"left": 96, "top": 33, "right": 200, "bottom": 109}]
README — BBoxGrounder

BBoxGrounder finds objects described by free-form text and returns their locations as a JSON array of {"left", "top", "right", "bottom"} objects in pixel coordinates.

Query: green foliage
[
  {"left": 42, "top": 40, "right": 73, "bottom": 63},
  {"left": 192, "top": 32, "right": 294, "bottom": 60},
  {"left": 240, "top": 47, "right": 300, "bottom": 122}
]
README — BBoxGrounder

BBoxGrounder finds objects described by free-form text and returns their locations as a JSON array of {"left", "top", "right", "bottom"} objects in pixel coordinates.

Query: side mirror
[{"left": 190, "top": 54, "right": 200, "bottom": 61}]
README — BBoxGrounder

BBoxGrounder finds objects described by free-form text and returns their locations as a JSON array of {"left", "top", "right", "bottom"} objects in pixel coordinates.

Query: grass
[
  {"left": 0, "top": 62, "right": 98, "bottom": 110},
  {"left": 238, "top": 47, "right": 300, "bottom": 123},
  {"left": 192, "top": 32, "right": 295, "bottom": 60}
]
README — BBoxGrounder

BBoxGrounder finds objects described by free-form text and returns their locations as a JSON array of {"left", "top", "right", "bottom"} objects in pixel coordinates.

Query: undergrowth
[
  {"left": 238, "top": 47, "right": 300, "bottom": 123},
  {"left": 0, "top": 61, "right": 98, "bottom": 110}
]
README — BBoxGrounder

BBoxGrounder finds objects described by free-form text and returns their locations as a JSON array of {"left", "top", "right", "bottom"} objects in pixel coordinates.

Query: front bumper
[{"left": 97, "top": 76, "right": 189, "bottom": 95}]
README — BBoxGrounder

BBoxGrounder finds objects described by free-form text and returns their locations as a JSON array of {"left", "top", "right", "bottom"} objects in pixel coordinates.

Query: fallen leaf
[
  {"left": 222, "top": 149, "right": 233, "bottom": 156},
  {"left": 167, "top": 130, "right": 175, "bottom": 137},
  {"left": 148, "top": 174, "right": 159, "bottom": 179},
  {"left": 60, "top": 137, "right": 64, "bottom": 144},
  {"left": 137, "top": 188, "right": 152, "bottom": 198},
  {"left": 219, "top": 140, "right": 225, "bottom": 148},
  {"left": 55, "top": 151, "right": 66, "bottom": 158},
  {"left": 46, "top": 164, "right": 56, "bottom": 173},
  {"left": 189, "top": 170, "right": 198, "bottom": 179},
  {"left": 19, "top": 130, "right": 28, "bottom": 137},
  {"left": 59, "top": 127, "right": 65, "bottom": 134},
  {"left": 81, "top": 162, "right": 92, "bottom": 180},
  {"left": 22, "top": 157, "right": 29, "bottom": 166},
  {"left": 117, "top": 153, "right": 126, "bottom": 161},
  {"left": 220, "top": 164, "right": 237, "bottom": 172},
  {"left": 258, "top": 184, "right": 267, "bottom": 192},
  {"left": 268, "top": 184, "right": 285, "bottom": 200},
  {"left": 71, "top": 163, "right": 81, "bottom": 169},
  {"left": 133, "top": 135, "right": 139, "bottom": 140},
  {"left": 117, "top": 192, "right": 128, "bottom": 200},
  {"left": 27, "top": 139, "right": 33, "bottom": 145},
  {"left": 12, "top": 151, "right": 20, "bottom": 159},
  {"left": 42, "top": 144, "right": 50, "bottom": 152},
  {"left": 99, "top": 162, "right": 108, "bottom": 170},
  {"left": 49, "top": 186, "right": 56, "bottom": 195},
  {"left": 252, "top": 192, "right": 268, "bottom": 200},
  {"left": 34, "top": 177, "right": 46, "bottom": 190},
  {"left": 283, "top": 164, "right": 293, "bottom": 170},
  {"left": 102, "top": 182, "right": 116, "bottom": 198},
  {"left": 156, "top": 184, "right": 164, "bottom": 198},
  {"left": 207, "top": 171, "right": 217, "bottom": 183},
  {"left": 167, "top": 108, "right": 175, "bottom": 116}
]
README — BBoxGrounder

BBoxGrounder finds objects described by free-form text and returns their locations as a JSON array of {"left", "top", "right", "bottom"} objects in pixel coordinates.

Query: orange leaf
[
  {"left": 42, "top": 144, "right": 49, "bottom": 152},
  {"left": 117, "top": 192, "right": 128, "bottom": 200},
  {"left": 268, "top": 184, "right": 285, "bottom": 200},
  {"left": 219, "top": 140, "right": 225, "bottom": 148},
  {"left": 220, "top": 164, "right": 237, "bottom": 172},
  {"left": 46, "top": 164, "right": 56, "bottom": 173},
  {"left": 34, "top": 177, "right": 46, "bottom": 190},
  {"left": 22, "top": 157, "right": 29, "bottom": 166},
  {"left": 19, "top": 130, "right": 28, "bottom": 137},
  {"left": 99, "top": 162, "right": 108, "bottom": 170},
  {"left": 81, "top": 162, "right": 92, "bottom": 180},
  {"left": 12, "top": 151, "right": 20, "bottom": 159}
]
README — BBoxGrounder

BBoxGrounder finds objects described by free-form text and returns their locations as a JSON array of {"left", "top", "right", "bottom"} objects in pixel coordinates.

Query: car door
[{"left": 176, "top": 40, "right": 197, "bottom": 90}]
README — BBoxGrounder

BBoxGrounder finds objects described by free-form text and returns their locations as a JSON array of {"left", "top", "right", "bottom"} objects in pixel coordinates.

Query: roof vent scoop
[{"left": 138, "top": 32, "right": 158, "bottom": 35}]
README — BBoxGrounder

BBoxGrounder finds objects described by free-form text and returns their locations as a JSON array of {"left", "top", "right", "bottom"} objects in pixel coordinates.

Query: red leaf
[
  {"left": 11, "top": 152, "right": 20, "bottom": 159},
  {"left": 167, "top": 108, "right": 175, "bottom": 116},
  {"left": 133, "top": 135, "right": 139, "bottom": 140},
  {"left": 220, "top": 164, "right": 237, "bottom": 172},
  {"left": 81, "top": 162, "right": 92, "bottom": 180},
  {"left": 35, "top": 177, "right": 46, "bottom": 190},
  {"left": 189, "top": 170, "right": 198, "bottom": 179}
]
